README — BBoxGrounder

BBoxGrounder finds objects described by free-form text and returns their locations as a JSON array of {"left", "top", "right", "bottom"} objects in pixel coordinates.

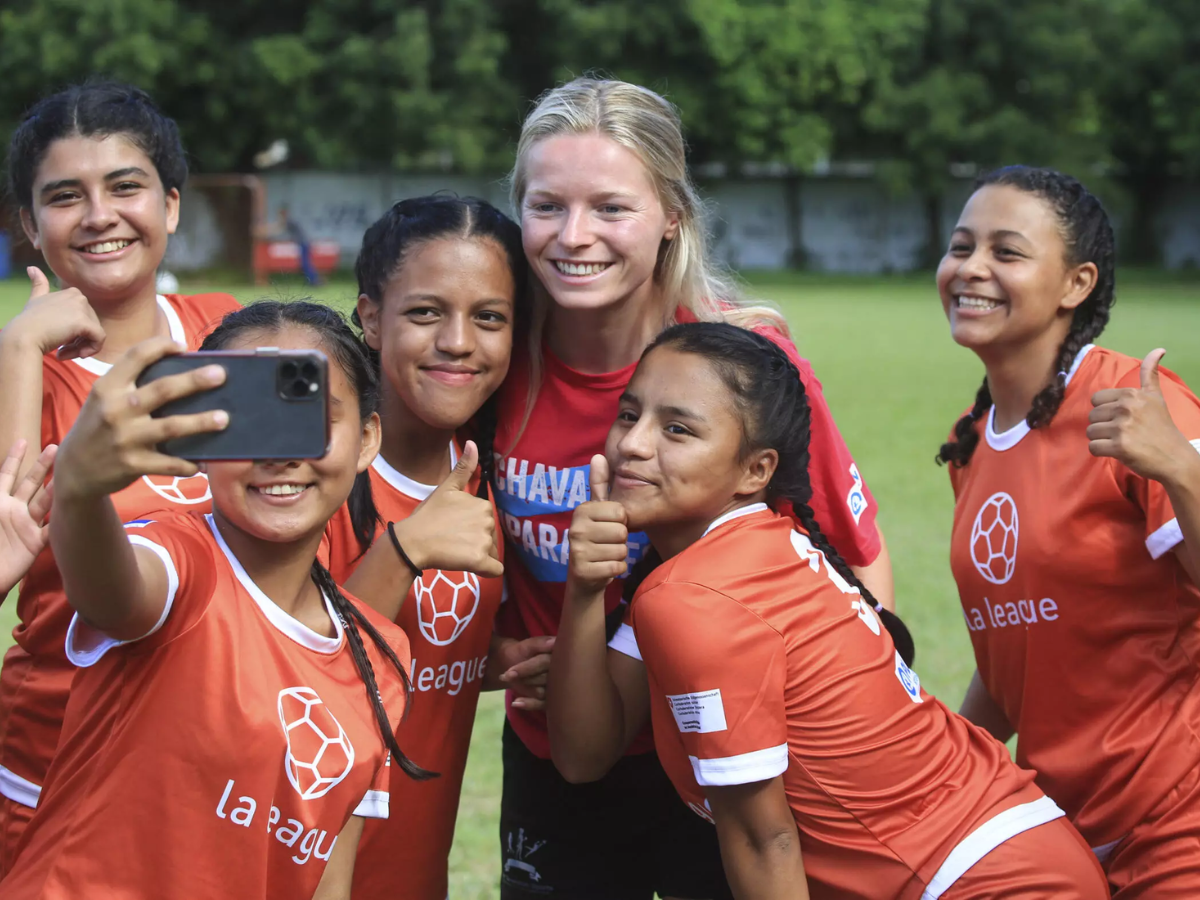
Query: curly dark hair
[{"left": 936, "top": 166, "right": 1116, "bottom": 468}]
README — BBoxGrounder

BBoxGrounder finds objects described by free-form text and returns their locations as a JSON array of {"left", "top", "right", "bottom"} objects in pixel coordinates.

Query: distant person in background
[
  {"left": 275, "top": 205, "right": 321, "bottom": 286},
  {"left": 938, "top": 165, "right": 1200, "bottom": 897},
  {"left": 0, "top": 80, "right": 241, "bottom": 871},
  {"left": 490, "top": 76, "right": 894, "bottom": 900},
  {"left": 0, "top": 442, "right": 56, "bottom": 599}
]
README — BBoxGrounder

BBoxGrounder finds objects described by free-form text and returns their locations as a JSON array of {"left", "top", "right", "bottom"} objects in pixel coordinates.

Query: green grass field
[{"left": 0, "top": 271, "right": 1197, "bottom": 898}]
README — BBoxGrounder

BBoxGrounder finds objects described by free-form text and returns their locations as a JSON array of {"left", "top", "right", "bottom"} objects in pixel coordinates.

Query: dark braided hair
[
  {"left": 7, "top": 80, "right": 188, "bottom": 209},
  {"left": 937, "top": 166, "right": 1116, "bottom": 467},
  {"left": 201, "top": 300, "right": 434, "bottom": 781},
  {"left": 348, "top": 194, "right": 528, "bottom": 547},
  {"left": 627, "top": 322, "right": 914, "bottom": 665}
]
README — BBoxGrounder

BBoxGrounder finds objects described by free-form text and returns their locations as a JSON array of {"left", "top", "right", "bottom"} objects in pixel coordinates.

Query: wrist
[
  {"left": 386, "top": 521, "right": 427, "bottom": 574},
  {"left": 0, "top": 323, "right": 49, "bottom": 359},
  {"left": 1163, "top": 449, "right": 1200, "bottom": 496}
]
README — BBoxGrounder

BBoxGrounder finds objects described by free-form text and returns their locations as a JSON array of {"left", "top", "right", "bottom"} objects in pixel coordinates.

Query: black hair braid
[
  {"left": 645, "top": 322, "right": 915, "bottom": 664},
  {"left": 470, "top": 395, "right": 499, "bottom": 502},
  {"left": 936, "top": 378, "right": 993, "bottom": 467},
  {"left": 311, "top": 562, "right": 437, "bottom": 781},
  {"left": 347, "top": 471, "right": 383, "bottom": 558},
  {"left": 937, "top": 166, "right": 1116, "bottom": 467}
]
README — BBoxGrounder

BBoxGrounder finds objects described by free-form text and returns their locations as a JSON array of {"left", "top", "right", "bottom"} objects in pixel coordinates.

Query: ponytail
[{"left": 311, "top": 562, "right": 436, "bottom": 781}]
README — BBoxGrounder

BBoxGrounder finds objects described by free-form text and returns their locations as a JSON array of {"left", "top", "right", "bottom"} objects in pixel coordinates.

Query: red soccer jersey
[
  {"left": 0, "top": 292, "right": 241, "bottom": 810},
  {"left": 0, "top": 511, "right": 408, "bottom": 900},
  {"left": 494, "top": 323, "right": 879, "bottom": 758},
  {"left": 621, "top": 505, "right": 1056, "bottom": 899},
  {"left": 325, "top": 448, "right": 505, "bottom": 900},
  {"left": 948, "top": 344, "right": 1200, "bottom": 854}
]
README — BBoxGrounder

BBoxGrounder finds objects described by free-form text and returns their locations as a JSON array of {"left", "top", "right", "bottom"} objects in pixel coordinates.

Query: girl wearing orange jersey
[
  {"left": 0, "top": 302, "right": 427, "bottom": 900},
  {"left": 0, "top": 81, "right": 240, "bottom": 864},
  {"left": 550, "top": 322, "right": 1108, "bottom": 899},
  {"left": 322, "top": 195, "right": 552, "bottom": 900},
  {"left": 937, "top": 166, "right": 1200, "bottom": 897}
]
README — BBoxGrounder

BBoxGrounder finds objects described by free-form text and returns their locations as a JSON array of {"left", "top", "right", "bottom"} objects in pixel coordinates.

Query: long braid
[
  {"left": 937, "top": 377, "right": 993, "bottom": 467},
  {"left": 469, "top": 395, "right": 499, "bottom": 502},
  {"left": 937, "top": 166, "right": 1117, "bottom": 467},
  {"left": 644, "top": 323, "right": 915, "bottom": 665},
  {"left": 312, "top": 561, "right": 437, "bottom": 781}
]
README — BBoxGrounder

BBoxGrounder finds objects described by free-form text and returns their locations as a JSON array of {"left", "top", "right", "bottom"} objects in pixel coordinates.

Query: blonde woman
[{"left": 490, "top": 77, "right": 894, "bottom": 900}]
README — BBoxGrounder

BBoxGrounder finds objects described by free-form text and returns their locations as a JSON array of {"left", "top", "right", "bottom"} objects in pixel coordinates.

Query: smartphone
[{"left": 135, "top": 349, "right": 330, "bottom": 461}]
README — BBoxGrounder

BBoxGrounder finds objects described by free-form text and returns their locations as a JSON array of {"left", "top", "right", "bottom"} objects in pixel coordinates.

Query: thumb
[
  {"left": 1141, "top": 348, "right": 1166, "bottom": 394},
  {"left": 589, "top": 454, "right": 611, "bottom": 503},
  {"left": 27, "top": 267, "right": 50, "bottom": 298},
  {"left": 439, "top": 440, "right": 478, "bottom": 493}
]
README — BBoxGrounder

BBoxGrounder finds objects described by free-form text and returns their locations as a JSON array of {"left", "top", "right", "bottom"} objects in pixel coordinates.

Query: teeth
[
  {"left": 956, "top": 295, "right": 1001, "bottom": 311},
  {"left": 260, "top": 484, "right": 306, "bottom": 496},
  {"left": 555, "top": 261, "right": 610, "bottom": 276},
  {"left": 84, "top": 240, "right": 132, "bottom": 254}
]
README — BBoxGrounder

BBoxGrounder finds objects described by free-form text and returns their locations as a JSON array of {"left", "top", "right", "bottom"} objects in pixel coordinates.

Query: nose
[
  {"left": 956, "top": 247, "right": 990, "bottom": 281},
  {"left": 435, "top": 312, "right": 475, "bottom": 358},
  {"left": 558, "top": 207, "right": 593, "bottom": 250},
  {"left": 616, "top": 416, "right": 654, "bottom": 460},
  {"left": 80, "top": 189, "right": 119, "bottom": 232}
]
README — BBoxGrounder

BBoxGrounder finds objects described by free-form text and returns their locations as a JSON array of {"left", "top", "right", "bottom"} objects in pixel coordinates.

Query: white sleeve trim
[
  {"left": 1146, "top": 518, "right": 1184, "bottom": 560},
  {"left": 607, "top": 622, "right": 642, "bottom": 660},
  {"left": 921, "top": 795, "right": 1065, "bottom": 899},
  {"left": 0, "top": 764, "right": 41, "bottom": 808},
  {"left": 354, "top": 789, "right": 390, "bottom": 819},
  {"left": 64, "top": 535, "right": 180, "bottom": 667},
  {"left": 688, "top": 743, "right": 788, "bottom": 787}
]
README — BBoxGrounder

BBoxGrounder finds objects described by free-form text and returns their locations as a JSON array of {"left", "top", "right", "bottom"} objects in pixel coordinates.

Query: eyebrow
[
  {"left": 658, "top": 404, "right": 705, "bottom": 422},
  {"left": 952, "top": 226, "right": 1029, "bottom": 243},
  {"left": 39, "top": 167, "right": 151, "bottom": 197}
]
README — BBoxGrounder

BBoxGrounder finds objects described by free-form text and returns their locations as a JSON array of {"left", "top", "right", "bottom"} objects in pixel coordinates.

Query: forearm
[
  {"left": 1164, "top": 453, "right": 1200, "bottom": 581},
  {"left": 50, "top": 489, "right": 145, "bottom": 637},
  {"left": 341, "top": 535, "right": 416, "bottom": 622},
  {"left": 851, "top": 528, "right": 895, "bottom": 611},
  {"left": 312, "top": 814, "right": 363, "bottom": 899},
  {"left": 546, "top": 583, "right": 630, "bottom": 783},
  {"left": 0, "top": 332, "right": 47, "bottom": 481},
  {"left": 709, "top": 779, "right": 809, "bottom": 900},
  {"left": 959, "top": 669, "right": 1014, "bottom": 744}
]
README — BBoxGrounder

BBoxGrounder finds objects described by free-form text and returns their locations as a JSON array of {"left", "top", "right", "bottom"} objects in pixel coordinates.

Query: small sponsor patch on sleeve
[
  {"left": 846, "top": 463, "right": 867, "bottom": 526},
  {"left": 895, "top": 651, "right": 923, "bottom": 704},
  {"left": 666, "top": 689, "right": 728, "bottom": 734}
]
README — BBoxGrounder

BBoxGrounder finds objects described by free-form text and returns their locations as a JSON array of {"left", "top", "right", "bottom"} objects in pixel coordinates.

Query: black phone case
[{"left": 135, "top": 350, "right": 330, "bottom": 461}]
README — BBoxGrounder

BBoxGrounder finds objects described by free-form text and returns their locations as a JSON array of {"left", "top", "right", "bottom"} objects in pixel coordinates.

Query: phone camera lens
[
  {"left": 301, "top": 361, "right": 318, "bottom": 381},
  {"left": 280, "top": 361, "right": 299, "bottom": 380},
  {"left": 290, "top": 379, "right": 310, "bottom": 398}
]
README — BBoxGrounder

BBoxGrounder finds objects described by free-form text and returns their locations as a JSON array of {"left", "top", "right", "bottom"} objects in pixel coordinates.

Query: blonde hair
[{"left": 508, "top": 78, "right": 789, "bottom": 436}]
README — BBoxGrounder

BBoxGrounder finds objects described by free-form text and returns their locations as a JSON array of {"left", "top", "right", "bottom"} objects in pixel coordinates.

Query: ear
[
  {"left": 735, "top": 447, "right": 777, "bottom": 498},
  {"left": 1060, "top": 261, "right": 1098, "bottom": 312},
  {"left": 356, "top": 294, "right": 383, "bottom": 351},
  {"left": 663, "top": 211, "right": 681, "bottom": 242},
  {"left": 164, "top": 187, "right": 181, "bottom": 236},
  {"left": 19, "top": 207, "right": 41, "bottom": 250},
  {"left": 357, "top": 411, "right": 382, "bottom": 473}
]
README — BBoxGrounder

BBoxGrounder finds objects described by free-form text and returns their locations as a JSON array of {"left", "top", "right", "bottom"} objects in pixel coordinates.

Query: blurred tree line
[{"left": 0, "top": 0, "right": 1196, "bottom": 261}]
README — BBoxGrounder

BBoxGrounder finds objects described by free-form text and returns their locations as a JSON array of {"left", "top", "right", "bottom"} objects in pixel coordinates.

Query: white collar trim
[
  {"left": 205, "top": 514, "right": 344, "bottom": 654},
  {"left": 71, "top": 295, "right": 186, "bottom": 376},
  {"left": 984, "top": 344, "right": 1095, "bottom": 452},
  {"left": 703, "top": 502, "right": 770, "bottom": 537},
  {"left": 371, "top": 442, "right": 458, "bottom": 501}
]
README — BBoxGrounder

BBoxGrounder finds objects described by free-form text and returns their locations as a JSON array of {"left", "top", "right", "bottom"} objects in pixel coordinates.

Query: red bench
[{"left": 252, "top": 240, "right": 341, "bottom": 285}]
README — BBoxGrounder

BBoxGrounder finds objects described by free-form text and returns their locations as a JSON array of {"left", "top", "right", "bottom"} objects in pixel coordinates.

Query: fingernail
[
  {"left": 203, "top": 365, "right": 225, "bottom": 383},
  {"left": 213, "top": 411, "right": 229, "bottom": 428}
]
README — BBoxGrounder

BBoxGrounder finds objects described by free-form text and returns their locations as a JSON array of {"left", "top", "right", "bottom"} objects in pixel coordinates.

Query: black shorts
[{"left": 499, "top": 720, "right": 733, "bottom": 900}]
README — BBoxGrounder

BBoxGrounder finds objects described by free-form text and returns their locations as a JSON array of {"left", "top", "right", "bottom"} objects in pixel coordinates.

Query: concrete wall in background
[{"left": 163, "top": 170, "right": 1199, "bottom": 273}]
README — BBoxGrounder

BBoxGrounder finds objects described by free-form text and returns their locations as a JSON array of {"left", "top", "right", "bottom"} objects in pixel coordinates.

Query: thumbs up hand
[
  {"left": 392, "top": 441, "right": 503, "bottom": 578},
  {"left": 1088, "top": 349, "right": 1196, "bottom": 484},
  {"left": 565, "top": 455, "right": 630, "bottom": 594},
  {"left": 0, "top": 268, "right": 105, "bottom": 360}
]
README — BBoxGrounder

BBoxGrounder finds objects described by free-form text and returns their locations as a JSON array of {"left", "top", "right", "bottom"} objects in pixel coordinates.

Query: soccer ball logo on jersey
[
  {"left": 970, "top": 492, "right": 1019, "bottom": 585},
  {"left": 413, "top": 570, "right": 481, "bottom": 646},
  {"left": 142, "top": 473, "right": 211, "bottom": 505},
  {"left": 277, "top": 687, "right": 355, "bottom": 800}
]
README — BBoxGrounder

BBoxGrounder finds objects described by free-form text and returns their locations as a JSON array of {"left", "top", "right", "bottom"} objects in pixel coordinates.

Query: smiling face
[
  {"left": 936, "top": 184, "right": 1097, "bottom": 358},
  {"left": 520, "top": 132, "right": 679, "bottom": 314},
  {"left": 605, "top": 346, "right": 774, "bottom": 556},
  {"left": 20, "top": 134, "right": 179, "bottom": 306},
  {"left": 206, "top": 324, "right": 380, "bottom": 546},
  {"left": 357, "top": 236, "right": 515, "bottom": 431}
]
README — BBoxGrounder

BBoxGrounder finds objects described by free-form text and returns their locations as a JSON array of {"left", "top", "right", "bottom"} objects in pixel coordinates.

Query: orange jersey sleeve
[{"left": 632, "top": 583, "right": 788, "bottom": 786}]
